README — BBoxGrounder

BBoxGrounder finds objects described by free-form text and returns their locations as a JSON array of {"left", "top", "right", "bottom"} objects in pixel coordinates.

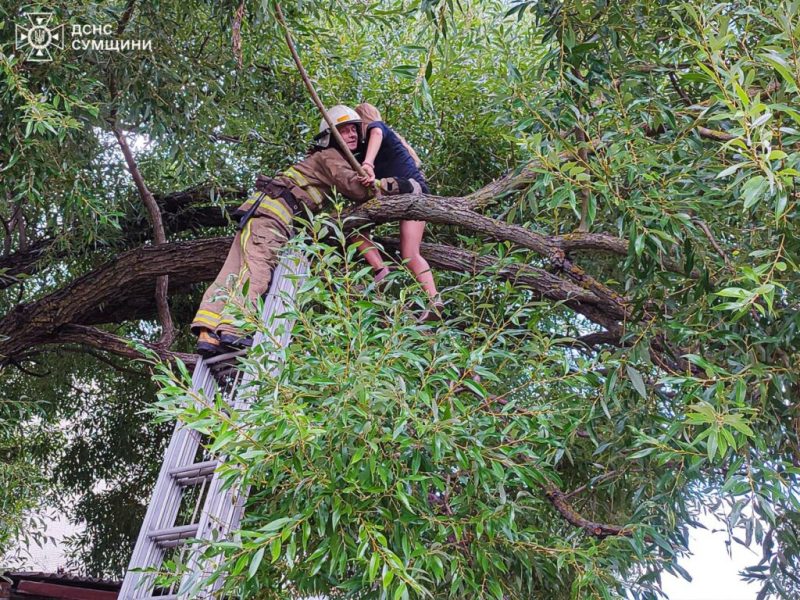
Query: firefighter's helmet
[{"left": 314, "top": 105, "right": 362, "bottom": 148}]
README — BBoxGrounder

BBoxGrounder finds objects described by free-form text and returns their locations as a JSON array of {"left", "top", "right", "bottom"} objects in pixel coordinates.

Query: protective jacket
[{"left": 232, "top": 147, "right": 374, "bottom": 230}]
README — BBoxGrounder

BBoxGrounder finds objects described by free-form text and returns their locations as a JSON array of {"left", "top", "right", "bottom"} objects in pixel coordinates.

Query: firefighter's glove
[{"left": 379, "top": 177, "right": 422, "bottom": 195}]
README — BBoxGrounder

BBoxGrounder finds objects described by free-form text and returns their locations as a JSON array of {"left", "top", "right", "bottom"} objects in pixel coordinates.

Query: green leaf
[
  {"left": 394, "top": 582, "right": 407, "bottom": 600},
  {"left": 707, "top": 430, "right": 719, "bottom": 461},
  {"left": 626, "top": 366, "right": 647, "bottom": 399},
  {"left": 629, "top": 447, "right": 657, "bottom": 459},
  {"left": 717, "top": 163, "right": 747, "bottom": 178},
  {"left": 368, "top": 553, "right": 380, "bottom": 583},
  {"left": 741, "top": 176, "right": 767, "bottom": 209},
  {"left": 270, "top": 537, "right": 282, "bottom": 563},
  {"left": 262, "top": 517, "right": 292, "bottom": 532},
  {"left": 462, "top": 378, "right": 487, "bottom": 399},
  {"left": 248, "top": 546, "right": 265, "bottom": 579}
]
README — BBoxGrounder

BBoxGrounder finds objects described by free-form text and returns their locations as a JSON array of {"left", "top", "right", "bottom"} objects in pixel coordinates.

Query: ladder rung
[
  {"left": 204, "top": 349, "right": 247, "bottom": 365},
  {"left": 169, "top": 460, "right": 218, "bottom": 485},
  {"left": 157, "top": 539, "right": 190, "bottom": 549},
  {"left": 149, "top": 523, "right": 198, "bottom": 543},
  {"left": 174, "top": 475, "right": 213, "bottom": 487}
]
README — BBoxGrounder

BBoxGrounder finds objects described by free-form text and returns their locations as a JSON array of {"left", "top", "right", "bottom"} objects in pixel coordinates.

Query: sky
[{"left": 661, "top": 512, "right": 762, "bottom": 600}]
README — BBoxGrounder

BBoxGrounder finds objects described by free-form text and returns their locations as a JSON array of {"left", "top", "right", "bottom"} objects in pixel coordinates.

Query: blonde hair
[
  {"left": 356, "top": 102, "right": 422, "bottom": 168},
  {"left": 355, "top": 102, "right": 382, "bottom": 124}
]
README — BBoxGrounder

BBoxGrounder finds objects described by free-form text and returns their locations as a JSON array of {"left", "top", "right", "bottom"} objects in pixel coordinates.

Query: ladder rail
[
  {"left": 120, "top": 251, "right": 308, "bottom": 599},
  {"left": 120, "top": 362, "right": 217, "bottom": 598},
  {"left": 180, "top": 253, "right": 309, "bottom": 598}
]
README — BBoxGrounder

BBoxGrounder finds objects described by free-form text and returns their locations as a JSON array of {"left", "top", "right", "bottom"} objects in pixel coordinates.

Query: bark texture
[{"left": 1, "top": 167, "right": 682, "bottom": 367}]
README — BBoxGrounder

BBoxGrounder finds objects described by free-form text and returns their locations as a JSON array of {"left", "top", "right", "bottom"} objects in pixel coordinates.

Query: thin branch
[
  {"left": 1, "top": 211, "right": 11, "bottom": 257},
  {"left": 540, "top": 480, "right": 633, "bottom": 538},
  {"left": 694, "top": 217, "right": 732, "bottom": 270},
  {"left": 695, "top": 126, "right": 736, "bottom": 142},
  {"left": 116, "top": 0, "right": 137, "bottom": 35},
  {"left": 15, "top": 208, "right": 27, "bottom": 252},
  {"left": 9, "top": 358, "right": 51, "bottom": 378},
  {"left": 273, "top": 2, "right": 366, "bottom": 176},
  {"left": 575, "top": 124, "right": 592, "bottom": 233},
  {"left": 55, "top": 324, "right": 197, "bottom": 368},
  {"left": 59, "top": 346, "right": 149, "bottom": 377},
  {"left": 668, "top": 71, "right": 694, "bottom": 105},
  {"left": 111, "top": 123, "right": 176, "bottom": 348},
  {"left": 232, "top": 0, "right": 245, "bottom": 69},
  {"left": 570, "top": 67, "right": 592, "bottom": 233},
  {"left": 208, "top": 132, "right": 279, "bottom": 146},
  {"left": 563, "top": 470, "right": 622, "bottom": 501}
]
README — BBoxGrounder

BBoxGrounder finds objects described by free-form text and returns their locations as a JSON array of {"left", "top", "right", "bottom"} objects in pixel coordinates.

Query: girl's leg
[
  {"left": 399, "top": 220, "right": 438, "bottom": 299},
  {"left": 351, "top": 232, "right": 387, "bottom": 273}
]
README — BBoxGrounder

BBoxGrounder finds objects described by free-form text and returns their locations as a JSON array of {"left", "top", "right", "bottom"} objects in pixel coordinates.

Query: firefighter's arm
[{"left": 320, "top": 151, "right": 375, "bottom": 204}]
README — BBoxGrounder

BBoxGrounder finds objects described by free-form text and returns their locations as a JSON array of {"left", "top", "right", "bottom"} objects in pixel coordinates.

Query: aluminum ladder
[{"left": 119, "top": 251, "right": 308, "bottom": 599}]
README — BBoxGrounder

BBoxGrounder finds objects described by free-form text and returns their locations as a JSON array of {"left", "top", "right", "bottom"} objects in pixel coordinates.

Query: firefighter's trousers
[{"left": 190, "top": 214, "right": 291, "bottom": 336}]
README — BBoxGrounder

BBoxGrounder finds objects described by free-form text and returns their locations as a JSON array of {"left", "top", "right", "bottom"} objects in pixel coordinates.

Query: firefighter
[{"left": 192, "top": 105, "right": 417, "bottom": 356}]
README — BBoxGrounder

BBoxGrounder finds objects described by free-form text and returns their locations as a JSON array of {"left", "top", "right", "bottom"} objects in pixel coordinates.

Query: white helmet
[{"left": 315, "top": 104, "right": 362, "bottom": 148}]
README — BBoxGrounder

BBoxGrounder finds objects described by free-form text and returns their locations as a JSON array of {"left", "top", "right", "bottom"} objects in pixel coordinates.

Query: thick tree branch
[
  {"left": 0, "top": 165, "right": 702, "bottom": 367},
  {"left": 0, "top": 186, "right": 242, "bottom": 292},
  {"left": 349, "top": 194, "right": 632, "bottom": 316},
  {"left": 378, "top": 238, "right": 624, "bottom": 330},
  {"left": 0, "top": 238, "right": 231, "bottom": 366}
]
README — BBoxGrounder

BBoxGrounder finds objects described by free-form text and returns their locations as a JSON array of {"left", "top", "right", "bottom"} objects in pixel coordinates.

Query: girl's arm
[
  {"left": 359, "top": 127, "right": 384, "bottom": 185},
  {"left": 363, "top": 126, "right": 384, "bottom": 167}
]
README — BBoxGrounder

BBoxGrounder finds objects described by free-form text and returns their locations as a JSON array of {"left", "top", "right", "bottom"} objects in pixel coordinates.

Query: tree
[{"left": 1, "top": 0, "right": 799, "bottom": 597}]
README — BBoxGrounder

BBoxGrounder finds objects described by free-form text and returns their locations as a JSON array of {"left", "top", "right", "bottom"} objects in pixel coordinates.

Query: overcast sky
[{"left": 662, "top": 511, "right": 762, "bottom": 600}]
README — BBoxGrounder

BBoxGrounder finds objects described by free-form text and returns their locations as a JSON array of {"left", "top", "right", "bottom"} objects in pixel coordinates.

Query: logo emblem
[{"left": 16, "top": 12, "right": 65, "bottom": 62}]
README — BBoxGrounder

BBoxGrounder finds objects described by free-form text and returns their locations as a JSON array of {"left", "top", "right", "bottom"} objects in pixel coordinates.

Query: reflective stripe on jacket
[
  {"left": 233, "top": 193, "right": 294, "bottom": 230},
  {"left": 235, "top": 147, "right": 375, "bottom": 224}
]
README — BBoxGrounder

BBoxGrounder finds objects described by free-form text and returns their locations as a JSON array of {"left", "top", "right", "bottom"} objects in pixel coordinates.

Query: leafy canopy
[{"left": 1, "top": 0, "right": 799, "bottom": 598}]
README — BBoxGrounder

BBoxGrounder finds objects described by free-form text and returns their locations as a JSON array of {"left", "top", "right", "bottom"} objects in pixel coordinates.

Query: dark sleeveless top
[{"left": 366, "top": 121, "right": 429, "bottom": 193}]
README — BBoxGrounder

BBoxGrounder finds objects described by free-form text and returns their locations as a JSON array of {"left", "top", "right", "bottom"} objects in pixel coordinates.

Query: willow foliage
[{"left": 1, "top": 0, "right": 800, "bottom": 597}]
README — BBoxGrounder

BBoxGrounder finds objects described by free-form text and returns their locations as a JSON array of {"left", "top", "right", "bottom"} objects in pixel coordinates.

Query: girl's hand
[{"left": 359, "top": 162, "right": 376, "bottom": 186}]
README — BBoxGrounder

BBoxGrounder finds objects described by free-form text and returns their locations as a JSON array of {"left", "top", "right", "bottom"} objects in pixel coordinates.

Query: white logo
[{"left": 16, "top": 11, "right": 65, "bottom": 62}]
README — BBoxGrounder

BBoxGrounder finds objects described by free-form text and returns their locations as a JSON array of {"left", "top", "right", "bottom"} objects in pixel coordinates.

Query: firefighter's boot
[
  {"left": 219, "top": 331, "right": 254, "bottom": 350},
  {"left": 196, "top": 329, "right": 223, "bottom": 357}
]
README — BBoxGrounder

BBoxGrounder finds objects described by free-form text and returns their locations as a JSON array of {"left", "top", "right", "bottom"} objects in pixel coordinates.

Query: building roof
[{"left": 3, "top": 571, "right": 120, "bottom": 600}]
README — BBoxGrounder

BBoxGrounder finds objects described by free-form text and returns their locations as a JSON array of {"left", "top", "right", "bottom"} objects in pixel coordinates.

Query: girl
[{"left": 353, "top": 102, "right": 444, "bottom": 321}]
